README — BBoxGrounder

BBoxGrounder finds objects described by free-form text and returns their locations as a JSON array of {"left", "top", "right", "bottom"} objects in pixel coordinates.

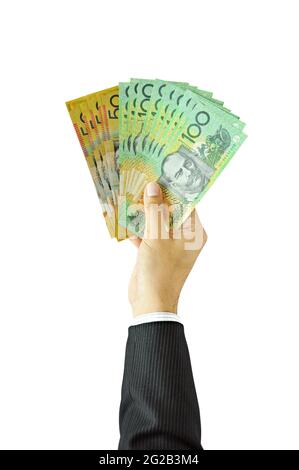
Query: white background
[{"left": 0, "top": 0, "right": 298, "bottom": 450}]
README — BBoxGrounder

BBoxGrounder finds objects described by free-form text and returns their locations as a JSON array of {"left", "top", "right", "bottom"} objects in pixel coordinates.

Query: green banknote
[{"left": 118, "top": 85, "right": 246, "bottom": 236}]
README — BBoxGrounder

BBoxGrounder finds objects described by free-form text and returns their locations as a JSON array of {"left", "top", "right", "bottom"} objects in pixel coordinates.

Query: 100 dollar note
[{"left": 119, "top": 87, "right": 247, "bottom": 237}]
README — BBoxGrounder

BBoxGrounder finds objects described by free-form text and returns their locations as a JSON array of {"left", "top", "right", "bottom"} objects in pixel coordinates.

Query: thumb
[
  {"left": 143, "top": 182, "right": 168, "bottom": 239},
  {"left": 144, "top": 182, "right": 163, "bottom": 207}
]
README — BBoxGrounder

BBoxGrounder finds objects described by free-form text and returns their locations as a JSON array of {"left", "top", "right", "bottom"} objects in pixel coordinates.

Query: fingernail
[{"left": 146, "top": 182, "right": 160, "bottom": 197}]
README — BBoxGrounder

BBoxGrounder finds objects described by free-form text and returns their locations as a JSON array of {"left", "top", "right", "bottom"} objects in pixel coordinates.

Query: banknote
[
  {"left": 66, "top": 88, "right": 120, "bottom": 236},
  {"left": 66, "top": 79, "right": 246, "bottom": 240},
  {"left": 118, "top": 86, "right": 247, "bottom": 236}
]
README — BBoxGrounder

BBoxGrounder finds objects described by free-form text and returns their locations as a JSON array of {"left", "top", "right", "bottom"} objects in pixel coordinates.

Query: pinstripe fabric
[{"left": 118, "top": 322, "right": 202, "bottom": 450}]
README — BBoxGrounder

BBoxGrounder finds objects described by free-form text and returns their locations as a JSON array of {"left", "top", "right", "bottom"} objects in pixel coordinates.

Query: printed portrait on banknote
[{"left": 158, "top": 146, "right": 213, "bottom": 203}]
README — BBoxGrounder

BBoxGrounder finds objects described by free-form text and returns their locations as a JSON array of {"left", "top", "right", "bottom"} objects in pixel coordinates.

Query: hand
[{"left": 128, "top": 182, "right": 207, "bottom": 316}]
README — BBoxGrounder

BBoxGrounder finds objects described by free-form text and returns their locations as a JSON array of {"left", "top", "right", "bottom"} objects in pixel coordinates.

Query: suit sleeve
[{"left": 118, "top": 321, "right": 202, "bottom": 450}]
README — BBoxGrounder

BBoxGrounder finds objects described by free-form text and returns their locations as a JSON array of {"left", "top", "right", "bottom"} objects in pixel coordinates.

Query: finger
[
  {"left": 170, "top": 210, "right": 197, "bottom": 239},
  {"left": 143, "top": 182, "right": 168, "bottom": 240},
  {"left": 143, "top": 182, "right": 163, "bottom": 207},
  {"left": 181, "top": 210, "right": 207, "bottom": 249},
  {"left": 171, "top": 210, "right": 205, "bottom": 242},
  {"left": 183, "top": 210, "right": 200, "bottom": 234},
  {"left": 129, "top": 236, "right": 141, "bottom": 248}
]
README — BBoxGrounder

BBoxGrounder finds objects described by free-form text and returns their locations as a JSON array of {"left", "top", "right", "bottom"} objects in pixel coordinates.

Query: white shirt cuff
[{"left": 131, "top": 312, "right": 182, "bottom": 326}]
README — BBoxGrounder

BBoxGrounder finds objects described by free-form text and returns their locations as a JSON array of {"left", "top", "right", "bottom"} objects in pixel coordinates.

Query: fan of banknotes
[{"left": 66, "top": 79, "right": 246, "bottom": 240}]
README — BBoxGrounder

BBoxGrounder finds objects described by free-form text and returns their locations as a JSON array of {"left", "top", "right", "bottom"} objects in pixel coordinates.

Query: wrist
[{"left": 131, "top": 295, "right": 178, "bottom": 317}]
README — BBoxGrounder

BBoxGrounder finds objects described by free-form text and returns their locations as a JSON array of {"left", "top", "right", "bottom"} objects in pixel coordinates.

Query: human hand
[{"left": 128, "top": 182, "right": 207, "bottom": 316}]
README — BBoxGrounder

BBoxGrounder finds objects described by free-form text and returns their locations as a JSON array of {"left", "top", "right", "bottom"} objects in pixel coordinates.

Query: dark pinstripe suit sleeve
[{"left": 118, "top": 321, "right": 202, "bottom": 450}]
